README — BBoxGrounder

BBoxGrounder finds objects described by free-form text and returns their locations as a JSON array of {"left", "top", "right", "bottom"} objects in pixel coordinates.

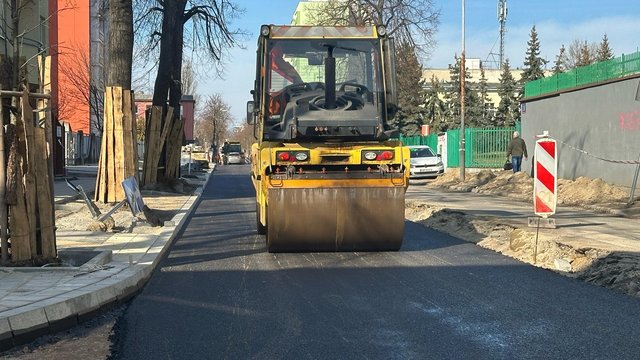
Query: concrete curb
[{"left": 0, "top": 172, "right": 212, "bottom": 351}]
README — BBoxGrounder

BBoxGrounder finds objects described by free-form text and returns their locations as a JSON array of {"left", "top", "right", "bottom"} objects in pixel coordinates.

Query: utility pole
[{"left": 460, "top": 0, "right": 466, "bottom": 181}]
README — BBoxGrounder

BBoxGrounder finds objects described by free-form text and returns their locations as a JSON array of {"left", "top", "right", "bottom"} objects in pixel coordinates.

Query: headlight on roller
[{"left": 363, "top": 151, "right": 377, "bottom": 160}]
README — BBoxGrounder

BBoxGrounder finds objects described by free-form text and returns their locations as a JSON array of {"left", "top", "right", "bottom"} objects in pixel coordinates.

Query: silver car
[
  {"left": 408, "top": 145, "right": 444, "bottom": 179},
  {"left": 225, "top": 152, "right": 244, "bottom": 165}
]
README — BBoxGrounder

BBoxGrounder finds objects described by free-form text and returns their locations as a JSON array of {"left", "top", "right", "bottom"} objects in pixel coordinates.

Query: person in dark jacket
[{"left": 506, "top": 131, "right": 528, "bottom": 173}]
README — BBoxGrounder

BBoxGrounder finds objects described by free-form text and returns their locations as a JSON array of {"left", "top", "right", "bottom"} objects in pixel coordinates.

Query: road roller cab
[{"left": 247, "top": 24, "right": 409, "bottom": 252}]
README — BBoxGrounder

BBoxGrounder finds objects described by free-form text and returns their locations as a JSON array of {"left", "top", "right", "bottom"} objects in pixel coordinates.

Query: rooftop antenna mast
[{"left": 498, "top": 0, "right": 507, "bottom": 67}]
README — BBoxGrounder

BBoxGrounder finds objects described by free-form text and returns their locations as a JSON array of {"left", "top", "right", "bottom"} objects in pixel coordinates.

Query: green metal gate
[{"left": 411, "top": 125, "right": 518, "bottom": 168}]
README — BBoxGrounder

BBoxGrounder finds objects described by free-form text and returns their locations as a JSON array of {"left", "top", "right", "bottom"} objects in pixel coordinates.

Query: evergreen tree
[
  {"left": 596, "top": 34, "right": 614, "bottom": 62},
  {"left": 476, "top": 64, "right": 494, "bottom": 127},
  {"left": 394, "top": 41, "right": 427, "bottom": 136},
  {"left": 553, "top": 44, "right": 567, "bottom": 74},
  {"left": 521, "top": 26, "right": 547, "bottom": 83},
  {"left": 424, "top": 75, "right": 447, "bottom": 131},
  {"left": 443, "top": 56, "right": 479, "bottom": 129},
  {"left": 495, "top": 59, "right": 520, "bottom": 127}
]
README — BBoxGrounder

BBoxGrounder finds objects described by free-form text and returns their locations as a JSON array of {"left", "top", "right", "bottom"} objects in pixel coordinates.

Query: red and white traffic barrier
[{"left": 534, "top": 135, "right": 557, "bottom": 217}]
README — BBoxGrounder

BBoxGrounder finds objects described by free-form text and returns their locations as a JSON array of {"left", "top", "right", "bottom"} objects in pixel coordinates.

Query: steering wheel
[{"left": 338, "top": 82, "right": 368, "bottom": 95}]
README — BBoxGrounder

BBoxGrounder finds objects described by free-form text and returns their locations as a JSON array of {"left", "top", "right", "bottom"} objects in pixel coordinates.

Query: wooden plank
[
  {"left": 0, "top": 112, "right": 7, "bottom": 263},
  {"left": 9, "top": 155, "right": 30, "bottom": 262},
  {"left": 106, "top": 87, "right": 116, "bottom": 203},
  {"left": 42, "top": 100, "right": 57, "bottom": 253},
  {"left": 166, "top": 118, "right": 184, "bottom": 179},
  {"left": 159, "top": 107, "right": 174, "bottom": 153},
  {"left": 122, "top": 89, "right": 134, "bottom": 180},
  {"left": 112, "top": 87, "right": 125, "bottom": 201},
  {"left": 34, "top": 128, "right": 56, "bottom": 258},
  {"left": 143, "top": 106, "right": 162, "bottom": 185},
  {"left": 96, "top": 87, "right": 111, "bottom": 202},
  {"left": 21, "top": 90, "right": 38, "bottom": 256},
  {"left": 4, "top": 124, "right": 18, "bottom": 205},
  {"left": 131, "top": 92, "right": 139, "bottom": 180}
]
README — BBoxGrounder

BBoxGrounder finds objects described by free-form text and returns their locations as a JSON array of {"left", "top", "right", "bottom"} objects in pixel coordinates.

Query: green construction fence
[{"left": 524, "top": 50, "right": 640, "bottom": 98}]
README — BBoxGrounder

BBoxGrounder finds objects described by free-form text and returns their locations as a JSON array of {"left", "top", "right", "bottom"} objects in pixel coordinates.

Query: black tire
[{"left": 256, "top": 203, "right": 267, "bottom": 235}]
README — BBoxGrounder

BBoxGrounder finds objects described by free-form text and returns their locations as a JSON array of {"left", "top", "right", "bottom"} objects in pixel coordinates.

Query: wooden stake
[
  {"left": 34, "top": 128, "right": 55, "bottom": 258},
  {"left": 21, "top": 90, "right": 38, "bottom": 256},
  {"left": 0, "top": 118, "right": 7, "bottom": 264}
]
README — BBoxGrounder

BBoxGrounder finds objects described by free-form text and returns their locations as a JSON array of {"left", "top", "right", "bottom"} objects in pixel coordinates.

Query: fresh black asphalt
[{"left": 111, "top": 165, "right": 640, "bottom": 360}]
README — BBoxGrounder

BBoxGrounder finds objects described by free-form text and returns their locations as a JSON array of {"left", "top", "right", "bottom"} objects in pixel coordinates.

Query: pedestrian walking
[{"left": 506, "top": 131, "right": 528, "bottom": 173}]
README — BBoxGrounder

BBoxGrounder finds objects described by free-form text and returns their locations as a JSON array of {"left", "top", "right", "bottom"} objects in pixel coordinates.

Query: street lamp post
[{"left": 460, "top": 0, "right": 466, "bottom": 181}]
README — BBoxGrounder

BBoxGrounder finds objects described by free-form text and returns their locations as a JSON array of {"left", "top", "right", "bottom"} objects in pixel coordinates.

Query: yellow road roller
[{"left": 246, "top": 24, "right": 409, "bottom": 252}]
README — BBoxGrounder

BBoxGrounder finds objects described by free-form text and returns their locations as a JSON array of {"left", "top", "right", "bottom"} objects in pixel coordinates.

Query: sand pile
[
  {"left": 474, "top": 171, "right": 533, "bottom": 202},
  {"left": 558, "top": 176, "right": 629, "bottom": 206},
  {"left": 429, "top": 170, "right": 631, "bottom": 210}
]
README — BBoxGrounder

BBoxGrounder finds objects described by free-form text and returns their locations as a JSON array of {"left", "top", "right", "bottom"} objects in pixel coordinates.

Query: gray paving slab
[{"left": 0, "top": 318, "right": 11, "bottom": 340}]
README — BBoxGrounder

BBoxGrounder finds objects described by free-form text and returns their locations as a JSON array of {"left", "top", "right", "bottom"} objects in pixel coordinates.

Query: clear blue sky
[{"left": 200, "top": 0, "right": 640, "bottom": 124}]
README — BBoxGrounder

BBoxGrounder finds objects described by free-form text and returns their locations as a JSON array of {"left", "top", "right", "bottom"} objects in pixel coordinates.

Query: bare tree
[
  {"left": 181, "top": 59, "right": 197, "bottom": 96},
  {"left": 307, "top": 0, "right": 440, "bottom": 57},
  {"left": 567, "top": 39, "right": 597, "bottom": 69},
  {"left": 196, "top": 93, "right": 232, "bottom": 150},
  {"left": 133, "top": 0, "right": 244, "bottom": 181},
  {"left": 181, "top": 58, "right": 200, "bottom": 114},
  {"left": 58, "top": 42, "right": 104, "bottom": 134}
]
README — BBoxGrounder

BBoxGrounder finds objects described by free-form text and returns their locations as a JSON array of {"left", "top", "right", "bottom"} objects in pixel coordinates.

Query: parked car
[
  {"left": 226, "top": 151, "right": 245, "bottom": 165},
  {"left": 408, "top": 145, "right": 444, "bottom": 179},
  {"left": 221, "top": 141, "right": 245, "bottom": 165}
]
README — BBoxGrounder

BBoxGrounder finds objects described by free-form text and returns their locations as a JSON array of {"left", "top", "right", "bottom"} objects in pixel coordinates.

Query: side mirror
[
  {"left": 382, "top": 37, "right": 398, "bottom": 119},
  {"left": 246, "top": 101, "right": 255, "bottom": 124}
]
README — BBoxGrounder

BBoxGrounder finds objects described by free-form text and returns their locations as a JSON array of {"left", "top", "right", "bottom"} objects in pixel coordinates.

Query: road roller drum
[{"left": 266, "top": 187, "right": 405, "bottom": 252}]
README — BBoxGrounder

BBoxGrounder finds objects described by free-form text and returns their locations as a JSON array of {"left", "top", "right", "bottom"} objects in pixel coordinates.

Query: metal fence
[
  {"left": 63, "top": 126, "right": 101, "bottom": 165},
  {"left": 403, "top": 124, "right": 519, "bottom": 168},
  {"left": 524, "top": 50, "right": 640, "bottom": 98}
]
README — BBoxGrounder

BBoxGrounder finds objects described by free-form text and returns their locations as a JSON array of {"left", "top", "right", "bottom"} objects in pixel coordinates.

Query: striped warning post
[{"left": 534, "top": 138, "right": 557, "bottom": 217}]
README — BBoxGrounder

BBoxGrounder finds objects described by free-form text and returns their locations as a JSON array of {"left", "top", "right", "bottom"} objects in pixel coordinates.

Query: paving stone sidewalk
[{"left": 0, "top": 169, "right": 209, "bottom": 350}]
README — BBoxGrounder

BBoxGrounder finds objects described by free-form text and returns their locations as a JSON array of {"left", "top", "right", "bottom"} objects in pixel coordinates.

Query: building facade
[{"left": 49, "top": 0, "right": 107, "bottom": 135}]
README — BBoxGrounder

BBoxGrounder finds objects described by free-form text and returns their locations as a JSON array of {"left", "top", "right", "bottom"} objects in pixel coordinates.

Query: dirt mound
[
  {"left": 558, "top": 176, "right": 629, "bottom": 206},
  {"left": 407, "top": 200, "right": 639, "bottom": 296},
  {"left": 431, "top": 169, "right": 498, "bottom": 192},
  {"left": 474, "top": 171, "right": 533, "bottom": 202},
  {"left": 430, "top": 170, "right": 631, "bottom": 211}
]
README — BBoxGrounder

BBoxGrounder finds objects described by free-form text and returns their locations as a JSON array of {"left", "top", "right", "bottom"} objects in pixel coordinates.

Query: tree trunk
[
  {"left": 96, "top": 0, "right": 135, "bottom": 202},
  {"left": 144, "top": 0, "right": 187, "bottom": 183},
  {"left": 164, "top": 12, "right": 186, "bottom": 181},
  {"left": 107, "top": 0, "right": 133, "bottom": 88}
]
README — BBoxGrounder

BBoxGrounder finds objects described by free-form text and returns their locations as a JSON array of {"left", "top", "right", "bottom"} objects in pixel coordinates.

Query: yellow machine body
[{"left": 248, "top": 25, "right": 408, "bottom": 252}]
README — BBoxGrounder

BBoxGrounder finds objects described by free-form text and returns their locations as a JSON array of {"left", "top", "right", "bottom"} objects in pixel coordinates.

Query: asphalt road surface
[{"left": 111, "top": 165, "right": 640, "bottom": 360}]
